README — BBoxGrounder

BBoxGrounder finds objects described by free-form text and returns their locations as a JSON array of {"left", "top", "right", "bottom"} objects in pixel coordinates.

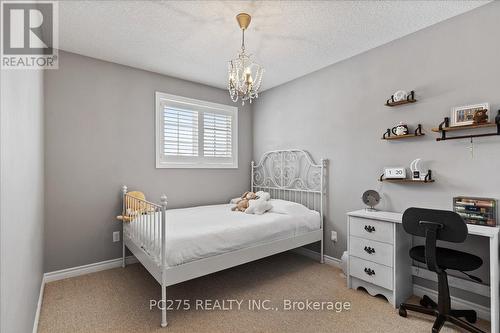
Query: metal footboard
[{"left": 120, "top": 185, "right": 168, "bottom": 327}]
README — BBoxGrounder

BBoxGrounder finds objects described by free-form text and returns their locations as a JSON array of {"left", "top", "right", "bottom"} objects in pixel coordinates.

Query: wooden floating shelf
[
  {"left": 382, "top": 133, "right": 425, "bottom": 140},
  {"left": 379, "top": 178, "right": 435, "bottom": 183},
  {"left": 433, "top": 112, "right": 500, "bottom": 141},
  {"left": 382, "top": 124, "right": 424, "bottom": 140},
  {"left": 432, "top": 122, "right": 497, "bottom": 132},
  {"left": 385, "top": 99, "right": 417, "bottom": 107}
]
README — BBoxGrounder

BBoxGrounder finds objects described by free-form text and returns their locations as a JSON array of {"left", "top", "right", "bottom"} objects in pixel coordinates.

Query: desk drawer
[
  {"left": 349, "top": 217, "right": 394, "bottom": 244},
  {"left": 349, "top": 256, "right": 393, "bottom": 290},
  {"left": 349, "top": 236, "right": 393, "bottom": 267}
]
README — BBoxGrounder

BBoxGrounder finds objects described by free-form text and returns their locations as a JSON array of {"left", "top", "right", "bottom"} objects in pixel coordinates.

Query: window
[
  {"left": 203, "top": 112, "right": 232, "bottom": 158},
  {"left": 155, "top": 92, "right": 238, "bottom": 168}
]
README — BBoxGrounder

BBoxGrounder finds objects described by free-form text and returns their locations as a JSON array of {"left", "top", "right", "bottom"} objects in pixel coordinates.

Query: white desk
[{"left": 347, "top": 210, "right": 500, "bottom": 333}]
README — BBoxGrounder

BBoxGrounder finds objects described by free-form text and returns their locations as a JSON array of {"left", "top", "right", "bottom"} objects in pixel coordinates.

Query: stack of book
[{"left": 453, "top": 197, "right": 497, "bottom": 227}]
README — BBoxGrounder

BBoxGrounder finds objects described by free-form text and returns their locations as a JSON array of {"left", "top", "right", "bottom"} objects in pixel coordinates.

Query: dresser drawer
[
  {"left": 349, "top": 236, "right": 393, "bottom": 267},
  {"left": 349, "top": 217, "right": 394, "bottom": 244},
  {"left": 349, "top": 256, "right": 393, "bottom": 290}
]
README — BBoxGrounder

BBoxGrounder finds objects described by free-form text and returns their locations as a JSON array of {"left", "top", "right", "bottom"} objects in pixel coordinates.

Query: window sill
[{"left": 156, "top": 162, "right": 238, "bottom": 169}]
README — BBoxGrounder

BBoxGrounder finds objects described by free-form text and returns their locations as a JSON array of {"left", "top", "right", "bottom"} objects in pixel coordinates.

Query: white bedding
[{"left": 125, "top": 200, "right": 320, "bottom": 267}]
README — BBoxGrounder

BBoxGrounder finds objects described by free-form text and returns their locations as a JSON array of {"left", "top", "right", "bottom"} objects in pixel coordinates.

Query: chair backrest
[{"left": 402, "top": 207, "right": 468, "bottom": 243}]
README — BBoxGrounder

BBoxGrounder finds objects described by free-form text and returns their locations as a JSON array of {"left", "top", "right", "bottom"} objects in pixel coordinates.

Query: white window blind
[
  {"left": 203, "top": 112, "right": 232, "bottom": 158},
  {"left": 156, "top": 92, "right": 238, "bottom": 168},
  {"left": 163, "top": 106, "right": 198, "bottom": 157}
]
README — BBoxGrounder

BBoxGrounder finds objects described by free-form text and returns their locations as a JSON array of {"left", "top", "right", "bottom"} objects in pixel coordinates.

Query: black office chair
[{"left": 398, "top": 207, "right": 485, "bottom": 333}]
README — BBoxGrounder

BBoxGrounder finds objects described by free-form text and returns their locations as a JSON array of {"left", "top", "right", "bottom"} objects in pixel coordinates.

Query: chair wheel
[
  {"left": 465, "top": 313, "right": 477, "bottom": 324},
  {"left": 398, "top": 307, "right": 407, "bottom": 318}
]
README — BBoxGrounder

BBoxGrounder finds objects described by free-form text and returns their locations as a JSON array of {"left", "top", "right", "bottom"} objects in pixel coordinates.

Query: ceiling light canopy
[{"left": 228, "top": 13, "right": 264, "bottom": 106}]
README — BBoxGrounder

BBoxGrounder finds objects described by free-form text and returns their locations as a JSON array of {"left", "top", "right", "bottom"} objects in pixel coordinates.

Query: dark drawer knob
[
  {"left": 364, "top": 225, "right": 376, "bottom": 233},
  {"left": 364, "top": 246, "right": 375, "bottom": 254},
  {"left": 364, "top": 267, "right": 375, "bottom": 276}
]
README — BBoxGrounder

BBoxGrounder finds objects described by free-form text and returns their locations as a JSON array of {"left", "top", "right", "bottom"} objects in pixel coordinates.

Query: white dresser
[{"left": 347, "top": 210, "right": 413, "bottom": 307}]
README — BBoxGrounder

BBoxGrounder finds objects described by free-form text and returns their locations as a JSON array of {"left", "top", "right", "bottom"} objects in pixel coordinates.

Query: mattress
[{"left": 124, "top": 200, "right": 320, "bottom": 267}]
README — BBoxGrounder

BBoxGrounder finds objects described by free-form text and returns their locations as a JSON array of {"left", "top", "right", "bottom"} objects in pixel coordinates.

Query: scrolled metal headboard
[{"left": 251, "top": 150, "right": 328, "bottom": 219}]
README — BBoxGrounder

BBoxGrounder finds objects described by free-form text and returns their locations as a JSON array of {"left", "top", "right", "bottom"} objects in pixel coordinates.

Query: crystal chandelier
[{"left": 228, "top": 13, "right": 264, "bottom": 105}]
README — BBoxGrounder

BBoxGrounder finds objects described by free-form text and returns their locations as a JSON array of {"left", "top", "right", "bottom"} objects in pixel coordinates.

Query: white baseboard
[
  {"left": 32, "top": 256, "right": 137, "bottom": 333},
  {"left": 413, "top": 285, "right": 490, "bottom": 321},
  {"left": 32, "top": 277, "right": 45, "bottom": 333},
  {"left": 36, "top": 250, "right": 333, "bottom": 332},
  {"left": 44, "top": 255, "right": 138, "bottom": 283},
  {"left": 292, "top": 247, "right": 342, "bottom": 268}
]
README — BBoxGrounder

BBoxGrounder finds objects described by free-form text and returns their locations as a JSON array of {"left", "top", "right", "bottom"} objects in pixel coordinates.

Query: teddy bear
[
  {"left": 245, "top": 191, "right": 272, "bottom": 215},
  {"left": 473, "top": 109, "right": 488, "bottom": 124},
  {"left": 116, "top": 191, "right": 154, "bottom": 222},
  {"left": 231, "top": 191, "right": 258, "bottom": 212}
]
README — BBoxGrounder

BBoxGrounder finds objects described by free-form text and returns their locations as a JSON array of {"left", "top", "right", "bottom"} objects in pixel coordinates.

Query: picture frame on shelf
[{"left": 450, "top": 103, "right": 489, "bottom": 127}]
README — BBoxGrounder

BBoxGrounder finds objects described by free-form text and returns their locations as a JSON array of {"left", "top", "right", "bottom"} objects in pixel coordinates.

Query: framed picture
[{"left": 450, "top": 103, "right": 489, "bottom": 127}]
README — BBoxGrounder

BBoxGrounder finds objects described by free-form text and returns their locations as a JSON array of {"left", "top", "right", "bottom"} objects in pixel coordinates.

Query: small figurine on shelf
[
  {"left": 392, "top": 122, "right": 409, "bottom": 136},
  {"left": 472, "top": 109, "right": 488, "bottom": 124},
  {"left": 410, "top": 158, "right": 428, "bottom": 181},
  {"left": 393, "top": 90, "right": 408, "bottom": 102},
  {"left": 385, "top": 90, "right": 416, "bottom": 106}
]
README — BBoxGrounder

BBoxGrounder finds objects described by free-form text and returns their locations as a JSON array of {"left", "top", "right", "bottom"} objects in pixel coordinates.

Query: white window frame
[{"left": 155, "top": 92, "right": 238, "bottom": 169}]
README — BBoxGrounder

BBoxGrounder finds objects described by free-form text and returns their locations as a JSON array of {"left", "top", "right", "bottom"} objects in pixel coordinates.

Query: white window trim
[{"left": 155, "top": 92, "right": 238, "bottom": 169}]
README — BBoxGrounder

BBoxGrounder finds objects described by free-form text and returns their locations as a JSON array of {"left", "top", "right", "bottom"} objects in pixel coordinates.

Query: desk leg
[{"left": 491, "top": 233, "right": 499, "bottom": 333}]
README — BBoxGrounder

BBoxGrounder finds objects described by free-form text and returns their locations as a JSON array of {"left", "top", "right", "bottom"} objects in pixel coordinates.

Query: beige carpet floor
[{"left": 38, "top": 252, "right": 490, "bottom": 333}]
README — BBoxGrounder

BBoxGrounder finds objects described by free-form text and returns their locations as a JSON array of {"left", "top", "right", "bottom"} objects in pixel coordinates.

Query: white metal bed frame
[{"left": 120, "top": 149, "right": 327, "bottom": 327}]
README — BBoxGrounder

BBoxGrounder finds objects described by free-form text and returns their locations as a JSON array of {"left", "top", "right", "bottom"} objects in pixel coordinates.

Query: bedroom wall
[
  {"left": 0, "top": 70, "right": 45, "bottom": 333},
  {"left": 252, "top": 2, "right": 500, "bottom": 306},
  {"left": 44, "top": 51, "right": 252, "bottom": 272}
]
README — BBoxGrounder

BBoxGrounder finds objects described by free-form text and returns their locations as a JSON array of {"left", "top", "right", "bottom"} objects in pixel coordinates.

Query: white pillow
[
  {"left": 255, "top": 191, "right": 271, "bottom": 201},
  {"left": 268, "top": 199, "right": 311, "bottom": 216}
]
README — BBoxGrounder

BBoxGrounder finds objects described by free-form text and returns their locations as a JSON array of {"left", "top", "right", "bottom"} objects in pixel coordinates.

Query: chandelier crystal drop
[{"left": 228, "top": 13, "right": 264, "bottom": 106}]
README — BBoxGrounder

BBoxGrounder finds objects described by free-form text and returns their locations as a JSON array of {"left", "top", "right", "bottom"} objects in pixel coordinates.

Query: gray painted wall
[
  {"left": 252, "top": 2, "right": 500, "bottom": 305},
  {"left": 1, "top": 70, "right": 45, "bottom": 333},
  {"left": 44, "top": 51, "right": 252, "bottom": 272}
]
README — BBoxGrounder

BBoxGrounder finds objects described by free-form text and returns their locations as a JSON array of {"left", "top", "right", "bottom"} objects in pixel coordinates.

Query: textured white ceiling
[{"left": 59, "top": 1, "right": 489, "bottom": 91}]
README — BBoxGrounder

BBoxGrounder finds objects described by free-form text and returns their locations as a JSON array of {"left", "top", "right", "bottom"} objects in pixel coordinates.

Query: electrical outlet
[
  {"left": 113, "top": 231, "right": 120, "bottom": 242},
  {"left": 331, "top": 231, "right": 337, "bottom": 242}
]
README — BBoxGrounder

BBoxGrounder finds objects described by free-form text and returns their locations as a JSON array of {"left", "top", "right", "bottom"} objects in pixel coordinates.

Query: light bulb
[{"left": 245, "top": 72, "right": 253, "bottom": 84}]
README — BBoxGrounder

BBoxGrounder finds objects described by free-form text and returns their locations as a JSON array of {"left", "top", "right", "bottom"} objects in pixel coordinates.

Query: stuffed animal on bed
[
  {"left": 231, "top": 191, "right": 258, "bottom": 212},
  {"left": 116, "top": 191, "right": 154, "bottom": 222},
  {"left": 245, "top": 191, "right": 272, "bottom": 215}
]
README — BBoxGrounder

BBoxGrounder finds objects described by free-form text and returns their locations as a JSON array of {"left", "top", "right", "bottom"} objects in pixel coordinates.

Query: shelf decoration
[
  {"left": 453, "top": 197, "right": 497, "bottom": 227},
  {"left": 382, "top": 124, "right": 424, "bottom": 140},
  {"left": 432, "top": 110, "right": 500, "bottom": 141},
  {"left": 450, "top": 103, "right": 489, "bottom": 127},
  {"left": 385, "top": 90, "right": 416, "bottom": 107},
  {"left": 379, "top": 170, "right": 434, "bottom": 183}
]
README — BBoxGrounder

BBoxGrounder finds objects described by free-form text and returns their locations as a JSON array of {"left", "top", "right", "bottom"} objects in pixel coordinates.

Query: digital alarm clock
[{"left": 384, "top": 167, "right": 406, "bottom": 179}]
